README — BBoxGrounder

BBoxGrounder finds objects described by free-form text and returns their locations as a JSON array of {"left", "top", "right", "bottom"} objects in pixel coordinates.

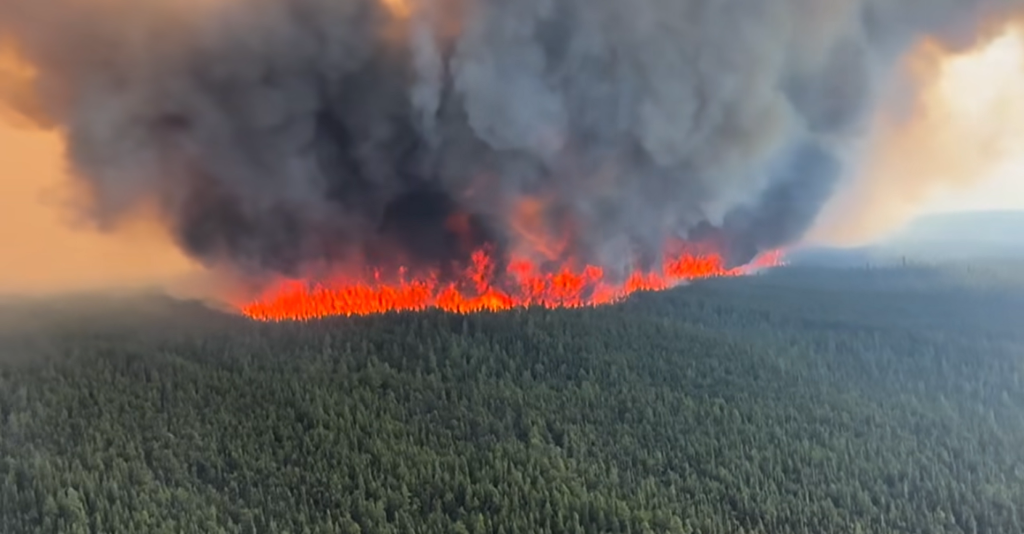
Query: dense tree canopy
[{"left": 1, "top": 265, "right": 1023, "bottom": 533}]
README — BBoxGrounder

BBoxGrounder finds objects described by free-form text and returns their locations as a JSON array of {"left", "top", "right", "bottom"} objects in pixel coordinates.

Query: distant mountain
[
  {"left": 882, "top": 210, "right": 1024, "bottom": 260},
  {"left": 791, "top": 211, "right": 1024, "bottom": 267},
  {"left": 784, "top": 245, "right": 878, "bottom": 268},
  {"left": 889, "top": 210, "right": 1024, "bottom": 246}
]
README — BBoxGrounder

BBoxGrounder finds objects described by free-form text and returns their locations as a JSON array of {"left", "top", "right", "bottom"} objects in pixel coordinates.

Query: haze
[
  {"left": 921, "top": 26, "right": 1024, "bottom": 215},
  {"left": 0, "top": 119, "right": 200, "bottom": 297},
  {"left": 809, "top": 23, "right": 1024, "bottom": 245}
]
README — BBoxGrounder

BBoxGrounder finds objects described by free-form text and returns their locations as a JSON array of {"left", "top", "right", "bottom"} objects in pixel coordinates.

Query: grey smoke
[{"left": 0, "top": 0, "right": 1017, "bottom": 277}]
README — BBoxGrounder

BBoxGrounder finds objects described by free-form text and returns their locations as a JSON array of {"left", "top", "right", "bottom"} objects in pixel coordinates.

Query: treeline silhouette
[{"left": 1, "top": 266, "right": 1023, "bottom": 533}]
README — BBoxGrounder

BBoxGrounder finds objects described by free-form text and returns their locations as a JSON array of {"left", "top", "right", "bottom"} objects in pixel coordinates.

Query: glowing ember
[{"left": 240, "top": 245, "right": 785, "bottom": 322}]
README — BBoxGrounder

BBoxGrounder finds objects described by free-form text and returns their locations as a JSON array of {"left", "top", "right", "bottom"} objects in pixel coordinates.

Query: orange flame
[
  {"left": 240, "top": 245, "right": 785, "bottom": 322},
  {"left": 509, "top": 197, "right": 573, "bottom": 261}
]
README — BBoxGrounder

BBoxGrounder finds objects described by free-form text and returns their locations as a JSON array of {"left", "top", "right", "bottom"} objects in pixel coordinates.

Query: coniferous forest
[{"left": 1, "top": 265, "right": 1024, "bottom": 534}]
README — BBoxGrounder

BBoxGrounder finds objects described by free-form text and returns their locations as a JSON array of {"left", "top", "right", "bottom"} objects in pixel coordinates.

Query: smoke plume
[
  {"left": 812, "top": 21, "right": 1024, "bottom": 244},
  {"left": 0, "top": 0, "right": 1018, "bottom": 280}
]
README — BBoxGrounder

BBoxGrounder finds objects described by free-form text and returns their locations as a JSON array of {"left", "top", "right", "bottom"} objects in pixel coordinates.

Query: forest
[{"left": 1, "top": 264, "right": 1024, "bottom": 533}]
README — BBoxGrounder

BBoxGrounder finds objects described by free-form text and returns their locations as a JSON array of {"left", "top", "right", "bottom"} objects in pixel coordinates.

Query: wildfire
[{"left": 240, "top": 245, "right": 785, "bottom": 322}]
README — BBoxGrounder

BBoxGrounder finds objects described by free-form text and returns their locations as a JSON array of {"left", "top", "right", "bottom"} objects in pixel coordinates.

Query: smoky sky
[{"left": 0, "top": 0, "right": 1017, "bottom": 277}]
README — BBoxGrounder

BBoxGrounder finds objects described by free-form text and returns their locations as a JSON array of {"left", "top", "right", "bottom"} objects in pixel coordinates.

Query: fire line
[{"left": 240, "top": 246, "right": 785, "bottom": 322}]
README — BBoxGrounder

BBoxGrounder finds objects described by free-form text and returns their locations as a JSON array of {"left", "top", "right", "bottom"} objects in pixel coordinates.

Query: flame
[
  {"left": 509, "top": 197, "right": 573, "bottom": 262},
  {"left": 240, "top": 245, "right": 784, "bottom": 322},
  {"left": 242, "top": 193, "right": 785, "bottom": 322}
]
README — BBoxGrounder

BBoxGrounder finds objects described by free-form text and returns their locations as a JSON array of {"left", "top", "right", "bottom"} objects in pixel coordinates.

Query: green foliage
[{"left": 1, "top": 266, "right": 1023, "bottom": 533}]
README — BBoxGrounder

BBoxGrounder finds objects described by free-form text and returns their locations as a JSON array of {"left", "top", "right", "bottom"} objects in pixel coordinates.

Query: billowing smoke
[
  {"left": 811, "top": 22, "right": 1024, "bottom": 244},
  {"left": 0, "top": 0, "right": 1017, "bottom": 280}
]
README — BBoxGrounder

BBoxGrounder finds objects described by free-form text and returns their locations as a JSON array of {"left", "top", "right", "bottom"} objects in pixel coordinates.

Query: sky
[
  {"left": 925, "top": 162, "right": 1024, "bottom": 213},
  {"left": 914, "top": 28, "right": 1024, "bottom": 214},
  {"left": 805, "top": 24, "right": 1024, "bottom": 245},
  {"left": 0, "top": 45, "right": 204, "bottom": 297},
  {"left": 0, "top": 120, "right": 202, "bottom": 296}
]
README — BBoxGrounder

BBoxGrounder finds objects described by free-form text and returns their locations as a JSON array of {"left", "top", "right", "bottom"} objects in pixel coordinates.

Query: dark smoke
[{"left": 0, "top": 0, "right": 1017, "bottom": 277}]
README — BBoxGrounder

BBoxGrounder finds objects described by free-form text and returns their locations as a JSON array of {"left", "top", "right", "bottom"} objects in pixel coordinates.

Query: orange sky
[
  {"left": 0, "top": 118, "right": 201, "bottom": 297},
  {"left": 919, "top": 28, "right": 1024, "bottom": 213},
  {"left": 810, "top": 23, "right": 1024, "bottom": 245}
]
